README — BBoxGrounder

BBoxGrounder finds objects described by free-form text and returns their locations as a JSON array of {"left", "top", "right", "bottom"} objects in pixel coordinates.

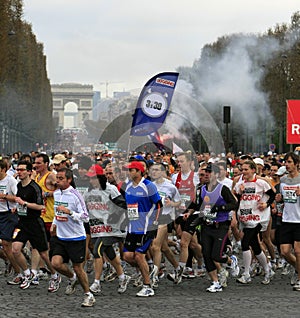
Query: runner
[
  {"left": 50, "top": 167, "right": 95, "bottom": 307},
  {"left": 83, "top": 164, "right": 130, "bottom": 295},
  {"left": 171, "top": 152, "right": 201, "bottom": 281},
  {"left": 123, "top": 161, "right": 162, "bottom": 297},
  {"left": 235, "top": 160, "right": 276, "bottom": 285},
  {"left": 12, "top": 160, "right": 59, "bottom": 291},
  {"left": 0, "top": 159, "right": 21, "bottom": 282},
  {"left": 276, "top": 152, "right": 300, "bottom": 290},
  {"left": 188, "top": 163, "right": 239, "bottom": 292},
  {"left": 149, "top": 163, "right": 181, "bottom": 287}
]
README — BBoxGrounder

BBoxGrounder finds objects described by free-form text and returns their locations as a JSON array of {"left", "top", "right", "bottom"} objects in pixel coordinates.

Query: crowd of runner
[{"left": 0, "top": 149, "right": 299, "bottom": 307}]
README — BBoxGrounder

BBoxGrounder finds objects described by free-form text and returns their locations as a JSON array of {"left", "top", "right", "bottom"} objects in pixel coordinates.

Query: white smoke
[{"left": 190, "top": 31, "right": 299, "bottom": 124}]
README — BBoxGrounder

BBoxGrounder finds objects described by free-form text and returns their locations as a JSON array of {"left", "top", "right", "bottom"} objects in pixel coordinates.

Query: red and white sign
[{"left": 287, "top": 100, "right": 300, "bottom": 144}]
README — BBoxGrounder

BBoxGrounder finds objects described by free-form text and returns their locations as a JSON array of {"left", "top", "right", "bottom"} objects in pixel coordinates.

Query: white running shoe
[
  {"left": 293, "top": 280, "right": 300, "bottom": 291},
  {"left": 218, "top": 268, "right": 229, "bottom": 287},
  {"left": 118, "top": 275, "right": 131, "bottom": 294},
  {"left": 149, "top": 264, "right": 158, "bottom": 287},
  {"left": 236, "top": 274, "right": 251, "bottom": 284},
  {"left": 81, "top": 293, "right": 96, "bottom": 307},
  {"left": 290, "top": 268, "right": 298, "bottom": 286},
  {"left": 65, "top": 278, "right": 78, "bottom": 295},
  {"left": 206, "top": 282, "right": 222, "bottom": 293},
  {"left": 230, "top": 255, "right": 240, "bottom": 277},
  {"left": 261, "top": 269, "right": 275, "bottom": 285},
  {"left": 89, "top": 281, "right": 101, "bottom": 295},
  {"left": 174, "top": 266, "right": 185, "bottom": 284},
  {"left": 48, "top": 274, "right": 61, "bottom": 293},
  {"left": 136, "top": 285, "right": 154, "bottom": 297}
]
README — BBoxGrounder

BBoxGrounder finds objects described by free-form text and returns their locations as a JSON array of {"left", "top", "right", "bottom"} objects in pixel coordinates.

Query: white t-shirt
[
  {"left": 154, "top": 178, "right": 181, "bottom": 220},
  {"left": 236, "top": 178, "right": 271, "bottom": 229},
  {"left": 280, "top": 174, "right": 300, "bottom": 223},
  {"left": 0, "top": 175, "right": 17, "bottom": 212}
]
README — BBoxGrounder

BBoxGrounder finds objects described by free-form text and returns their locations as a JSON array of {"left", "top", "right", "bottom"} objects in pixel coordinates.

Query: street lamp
[{"left": 223, "top": 106, "right": 231, "bottom": 154}]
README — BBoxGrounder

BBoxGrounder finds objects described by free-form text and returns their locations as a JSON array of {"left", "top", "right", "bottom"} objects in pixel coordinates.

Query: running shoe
[
  {"left": 118, "top": 275, "right": 131, "bottom": 294},
  {"left": 31, "top": 274, "right": 39, "bottom": 286},
  {"left": 206, "top": 282, "right": 222, "bottom": 293},
  {"left": 261, "top": 269, "right": 275, "bottom": 285},
  {"left": 7, "top": 274, "right": 23, "bottom": 285},
  {"left": 195, "top": 265, "right": 206, "bottom": 277},
  {"left": 256, "top": 264, "right": 263, "bottom": 276},
  {"left": 290, "top": 268, "right": 298, "bottom": 286},
  {"left": 281, "top": 262, "right": 291, "bottom": 275},
  {"left": 277, "top": 258, "right": 286, "bottom": 269},
  {"left": 65, "top": 278, "right": 78, "bottom": 295},
  {"left": 293, "top": 280, "right": 300, "bottom": 291},
  {"left": 270, "top": 260, "right": 277, "bottom": 271},
  {"left": 105, "top": 267, "right": 118, "bottom": 282},
  {"left": 48, "top": 274, "right": 61, "bottom": 293},
  {"left": 86, "top": 258, "right": 94, "bottom": 274},
  {"left": 150, "top": 264, "right": 158, "bottom": 287},
  {"left": 136, "top": 285, "right": 154, "bottom": 297},
  {"left": 20, "top": 272, "right": 34, "bottom": 290},
  {"left": 174, "top": 266, "right": 184, "bottom": 284},
  {"left": 89, "top": 281, "right": 101, "bottom": 295},
  {"left": 236, "top": 274, "right": 251, "bottom": 284},
  {"left": 158, "top": 266, "right": 165, "bottom": 279},
  {"left": 166, "top": 272, "right": 175, "bottom": 282},
  {"left": 102, "top": 262, "right": 111, "bottom": 279},
  {"left": 218, "top": 268, "right": 229, "bottom": 287},
  {"left": 152, "top": 276, "right": 159, "bottom": 289},
  {"left": 250, "top": 262, "right": 263, "bottom": 277},
  {"left": 81, "top": 293, "right": 96, "bottom": 307},
  {"left": 230, "top": 255, "right": 240, "bottom": 277},
  {"left": 132, "top": 272, "right": 143, "bottom": 287},
  {"left": 38, "top": 270, "right": 49, "bottom": 281},
  {"left": 182, "top": 267, "right": 196, "bottom": 279}
]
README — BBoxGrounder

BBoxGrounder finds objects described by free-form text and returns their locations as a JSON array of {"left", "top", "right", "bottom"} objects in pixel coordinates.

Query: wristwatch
[
  {"left": 23, "top": 202, "right": 28, "bottom": 208},
  {"left": 69, "top": 211, "right": 73, "bottom": 216}
]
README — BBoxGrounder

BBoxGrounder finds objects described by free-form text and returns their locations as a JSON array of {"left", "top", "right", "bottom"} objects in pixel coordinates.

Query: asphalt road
[{"left": 0, "top": 256, "right": 299, "bottom": 318}]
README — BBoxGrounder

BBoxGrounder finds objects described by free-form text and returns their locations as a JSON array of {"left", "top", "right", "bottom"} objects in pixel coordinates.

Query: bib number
[
  {"left": 127, "top": 204, "right": 139, "bottom": 221},
  {"left": 17, "top": 203, "right": 27, "bottom": 216}
]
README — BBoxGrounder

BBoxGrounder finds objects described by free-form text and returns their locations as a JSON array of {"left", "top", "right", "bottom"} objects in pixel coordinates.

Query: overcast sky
[{"left": 23, "top": 0, "right": 299, "bottom": 97}]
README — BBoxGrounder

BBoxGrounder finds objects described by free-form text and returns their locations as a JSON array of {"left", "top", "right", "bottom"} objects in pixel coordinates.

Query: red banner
[{"left": 287, "top": 100, "right": 300, "bottom": 144}]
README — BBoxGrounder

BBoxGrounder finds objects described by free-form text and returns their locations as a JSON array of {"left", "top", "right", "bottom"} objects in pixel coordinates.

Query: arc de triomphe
[{"left": 51, "top": 83, "right": 94, "bottom": 129}]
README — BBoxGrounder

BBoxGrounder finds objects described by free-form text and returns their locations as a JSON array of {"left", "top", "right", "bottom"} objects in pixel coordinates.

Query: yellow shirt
[{"left": 35, "top": 172, "right": 55, "bottom": 223}]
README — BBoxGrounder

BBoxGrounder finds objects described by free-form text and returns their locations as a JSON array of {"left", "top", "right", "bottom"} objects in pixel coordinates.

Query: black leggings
[
  {"left": 201, "top": 223, "right": 230, "bottom": 273},
  {"left": 241, "top": 224, "right": 262, "bottom": 255}
]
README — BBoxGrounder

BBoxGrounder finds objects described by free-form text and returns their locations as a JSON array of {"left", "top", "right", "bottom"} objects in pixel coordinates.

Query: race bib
[
  {"left": 0, "top": 185, "right": 6, "bottom": 194},
  {"left": 127, "top": 203, "right": 139, "bottom": 221},
  {"left": 55, "top": 201, "right": 69, "bottom": 221},
  {"left": 283, "top": 189, "right": 297, "bottom": 204},
  {"left": 17, "top": 203, "right": 27, "bottom": 216},
  {"left": 179, "top": 194, "right": 191, "bottom": 210},
  {"left": 55, "top": 210, "right": 69, "bottom": 222},
  {"left": 203, "top": 204, "right": 217, "bottom": 221},
  {"left": 158, "top": 191, "right": 167, "bottom": 205},
  {"left": 0, "top": 185, "right": 6, "bottom": 202}
]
